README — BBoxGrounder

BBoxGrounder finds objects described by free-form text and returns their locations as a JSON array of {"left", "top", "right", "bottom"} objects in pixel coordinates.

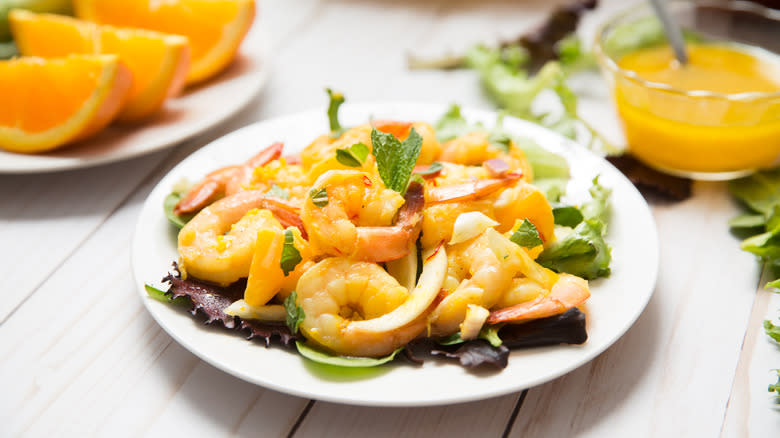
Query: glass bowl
[{"left": 594, "top": 0, "right": 780, "bottom": 180}]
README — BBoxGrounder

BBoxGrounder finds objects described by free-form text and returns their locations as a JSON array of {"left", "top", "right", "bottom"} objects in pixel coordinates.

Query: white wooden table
[{"left": 2, "top": 1, "right": 779, "bottom": 436}]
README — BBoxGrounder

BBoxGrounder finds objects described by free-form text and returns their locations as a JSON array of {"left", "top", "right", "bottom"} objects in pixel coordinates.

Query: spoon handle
[{"left": 649, "top": 0, "right": 689, "bottom": 64}]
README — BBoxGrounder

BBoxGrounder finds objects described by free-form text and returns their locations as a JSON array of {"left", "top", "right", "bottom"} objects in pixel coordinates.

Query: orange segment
[
  {"left": 0, "top": 54, "right": 131, "bottom": 153},
  {"left": 10, "top": 9, "right": 190, "bottom": 122},
  {"left": 73, "top": 0, "right": 255, "bottom": 85}
]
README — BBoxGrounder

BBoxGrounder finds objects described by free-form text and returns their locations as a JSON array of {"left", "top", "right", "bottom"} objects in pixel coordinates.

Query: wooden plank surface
[{"left": 1, "top": 0, "right": 778, "bottom": 436}]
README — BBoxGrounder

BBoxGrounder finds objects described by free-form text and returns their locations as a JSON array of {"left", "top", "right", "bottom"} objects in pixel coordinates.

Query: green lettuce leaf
[
  {"left": 765, "top": 320, "right": 780, "bottom": 343},
  {"left": 163, "top": 192, "right": 193, "bottom": 229},
  {"left": 580, "top": 176, "right": 612, "bottom": 225},
  {"left": 537, "top": 219, "right": 611, "bottom": 280},
  {"left": 145, "top": 284, "right": 189, "bottom": 306},
  {"left": 296, "top": 341, "right": 402, "bottom": 367},
  {"left": 552, "top": 204, "right": 583, "bottom": 228}
]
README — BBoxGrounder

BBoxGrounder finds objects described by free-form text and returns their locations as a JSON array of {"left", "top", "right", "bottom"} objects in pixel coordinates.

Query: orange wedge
[
  {"left": 73, "top": 0, "right": 255, "bottom": 85},
  {"left": 0, "top": 54, "right": 132, "bottom": 153},
  {"left": 10, "top": 9, "right": 190, "bottom": 122}
]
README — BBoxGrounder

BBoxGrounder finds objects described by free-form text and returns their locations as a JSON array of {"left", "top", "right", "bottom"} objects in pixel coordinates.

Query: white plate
[
  {"left": 132, "top": 103, "right": 658, "bottom": 407},
  {"left": 0, "top": 36, "right": 267, "bottom": 174}
]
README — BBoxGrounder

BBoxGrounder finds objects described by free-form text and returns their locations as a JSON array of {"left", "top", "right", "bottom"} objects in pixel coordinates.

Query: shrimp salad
[{"left": 150, "top": 91, "right": 613, "bottom": 369}]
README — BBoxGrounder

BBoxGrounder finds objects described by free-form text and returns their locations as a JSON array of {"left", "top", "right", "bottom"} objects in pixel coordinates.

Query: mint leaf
[
  {"left": 335, "top": 142, "right": 369, "bottom": 167},
  {"left": 510, "top": 219, "right": 543, "bottom": 248},
  {"left": 413, "top": 161, "right": 443, "bottom": 177},
  {"left": 280, "top": 229, "right": 302, "bottom": 276},
  {"left": 309, "top": 188, "right": 328, "bottom": 208},
  {"left": 266, "top": 184, "right": 290, "bottom": 200},
  {"left": 552, "top": 204, "right": 583, "bottom": 228},
  {"left": 284, "top": 291, "right": 305, "bottom": 334},
  {"left": 371, "top": 127, "right": 422, "bottom": 194},
  {"left": 326, "top": 88, "right": 346, "bottom": 138},
  {"left": 296, "top": 341, "right": 402, "bottom": 367}
]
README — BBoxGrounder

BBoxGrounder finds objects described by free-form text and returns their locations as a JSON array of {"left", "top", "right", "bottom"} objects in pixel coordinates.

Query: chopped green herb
[
  {"left": 335, "top": 142, "right": 370, "bottom": 167},
  {"left": 371, "top": 127, "right": 422, "bottom": 194},
  {"left": 552, "top": 204, "right": 584, "bottom": 228},
  {"left": 326, "top": 88, "right": 346, "bottom": 138},
  {"left": 266, "top": 184, "right": 290, "bottom": 200},
  {"left": 280, "top": 229, "right": 302, "bottom": 276},
  {"left": 284, "top": 291, "right": 305, "bottom": 334},
  {"left": 309, "top": 187, "right": 328, "bottom": 208},
  {"left": 510, "top": 219, "right": 543, "bottom": 248},
  {"left": 296, "top": 341, "right": 402, "bottom": 367},
  {"left": 413, "top": 161, "right": 443, "bottom": 177}
]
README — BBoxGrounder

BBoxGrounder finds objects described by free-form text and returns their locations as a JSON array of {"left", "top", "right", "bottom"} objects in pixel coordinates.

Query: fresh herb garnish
[
  {"left": 284, "top": 291, "right": 305, "bottom": 334},
  {"left": 510, "top": 219, "right": 543, "bottom": 248},
  {"left": 335, "top": 142, "right": 370, "bottom": 167},
  {"left": 371, "top": 127, "right": 422, "bottom": 194},
  {"left": 266, "top": 184, "right": 290, "bottom": 200},
  {"left": 413, "top": 161, "right": 443, "bottom": 177},
  {"left": 309, "top": 187, "right": 328, "bottom": 208},
  {"left": 326, "top": 88, "right": 346, "bottom": 138},
  {"left": 280, "top": 229, "right": 302, "bottom": 276},
  {"left": 552, "top": 204, "right": 584, "bottom": 227},
  {"left": 296, "top": 341, "right": 402, "bottom": 367},
  {"left": 538, "top": 219, "right": 611, "bottom": 280}
]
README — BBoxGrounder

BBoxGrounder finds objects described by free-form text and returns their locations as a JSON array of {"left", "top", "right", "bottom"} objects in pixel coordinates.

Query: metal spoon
[{"left": 649, "top": 0, "right": 689, "bottom": 64}]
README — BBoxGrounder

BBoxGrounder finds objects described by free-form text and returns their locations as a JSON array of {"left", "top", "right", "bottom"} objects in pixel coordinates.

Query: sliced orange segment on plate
[
  {"left": 73, "top": 0, "right": 255, "bottom": 85},
  {"left": 0, "top": 54, "right": 132, "bottom": 153},
  {"left": 10, "top": 9, "right": 190, "bottom": 122}
]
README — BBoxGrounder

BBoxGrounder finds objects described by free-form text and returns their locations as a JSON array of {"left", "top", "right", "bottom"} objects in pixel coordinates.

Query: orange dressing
[{"left": 614, "top": 44, "right": 780, "bottom": 175}]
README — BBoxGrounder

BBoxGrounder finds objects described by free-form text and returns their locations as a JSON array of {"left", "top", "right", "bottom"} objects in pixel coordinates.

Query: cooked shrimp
[
  {"left": 428, "top": 232, "right": 515, "bottom": 336},
  {"left": 177, "top": 190, "right": 302, "bottom": 285},
  {"left": 175, "top": 142, "right": 284, "bottom": 215},
  {"left": 301, "top": 170, "right": 424, "bottom": 262},
  {"left": 487, "top": 274, "right": 590, "bottom": 324},
  {"left": 438, "top": 131, "right": 533, "bottom": 178},
  {"left": 296, "top": 247, "right": 447, "bottom": 357},
  {"left": 301, "top": 125, "right": 375, "bottom": 181}
]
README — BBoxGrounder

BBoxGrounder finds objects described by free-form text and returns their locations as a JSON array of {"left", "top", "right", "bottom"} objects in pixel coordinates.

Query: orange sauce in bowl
[{"left": 614, "top": 44, "right": 780, "bottom": 176}]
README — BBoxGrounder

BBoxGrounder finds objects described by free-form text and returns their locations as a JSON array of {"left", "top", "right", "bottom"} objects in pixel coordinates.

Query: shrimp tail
[
  {"left": 486, "top": 274, "right": 590, "bottom": 324},
  {"left": 426, "top": 173, "right": 521, "bottom": 204},
  {"left": 259, "top": 197, "right": 308, "bottom": 239},
  {"left": 174, "top": 142, "right": 285, "bottom": 216},
  {"left": 353, "top": 182, "right": 425, "bottom": 262}
]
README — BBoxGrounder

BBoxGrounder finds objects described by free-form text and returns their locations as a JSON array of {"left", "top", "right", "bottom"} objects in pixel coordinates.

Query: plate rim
[
  {"left": 0, "top": 36, "right": 268, "bottom": 174},
  {"left": 131, "top": 102, "right": 659, "bottom": 406}
]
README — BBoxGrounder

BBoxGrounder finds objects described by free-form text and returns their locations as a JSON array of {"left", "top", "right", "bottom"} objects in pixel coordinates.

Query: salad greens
[
  {"left": 537, "top": 177, "right": 612, "bottom": 280},
  {"left": 371, "top": 127, "right": 422, "bottom": 195},
  {"left": 296, "top": 341, "right": 402, "bottom": 367},
  {"left": 145, "top": 284, "right": 189, "bottom": 306},
  {"left": 729, "top": 169, "right": 780, "bottom": 402}
]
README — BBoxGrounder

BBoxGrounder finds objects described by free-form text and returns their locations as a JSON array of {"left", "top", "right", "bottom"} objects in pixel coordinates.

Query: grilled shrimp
[
  {"left": 174, "top": 142, "right": 283, "bottom": 215},
  {"left": 177, "top": 190, "right": 302, "bottom": 286},
  {"left": 438, "top": 131, "right": 533, "bottom": 178},
  {"left": 301, "top": 170, "right": 424, "bottom": 262},
  {"left": 295, "top": 246, "right": 447, "bottom": 357}
]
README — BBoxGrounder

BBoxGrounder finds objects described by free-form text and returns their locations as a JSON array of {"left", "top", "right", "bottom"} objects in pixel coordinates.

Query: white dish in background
[
  {"left": 0, "top": 36, "right": 267, "bottom": 174},
  {"left": 131, "top": 103, "right": 658, "bottom": 407}
]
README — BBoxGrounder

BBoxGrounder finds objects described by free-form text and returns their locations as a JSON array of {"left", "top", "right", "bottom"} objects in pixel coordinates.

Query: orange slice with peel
[
  {"left": 0, "top": 54, "right": 132, "bottom": 153},
  {"left": 73, "top": 0, "right": 255, "bottom": 85},
  {"left": 10, "top": 9, "right": 190, "bottom": 122}
]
